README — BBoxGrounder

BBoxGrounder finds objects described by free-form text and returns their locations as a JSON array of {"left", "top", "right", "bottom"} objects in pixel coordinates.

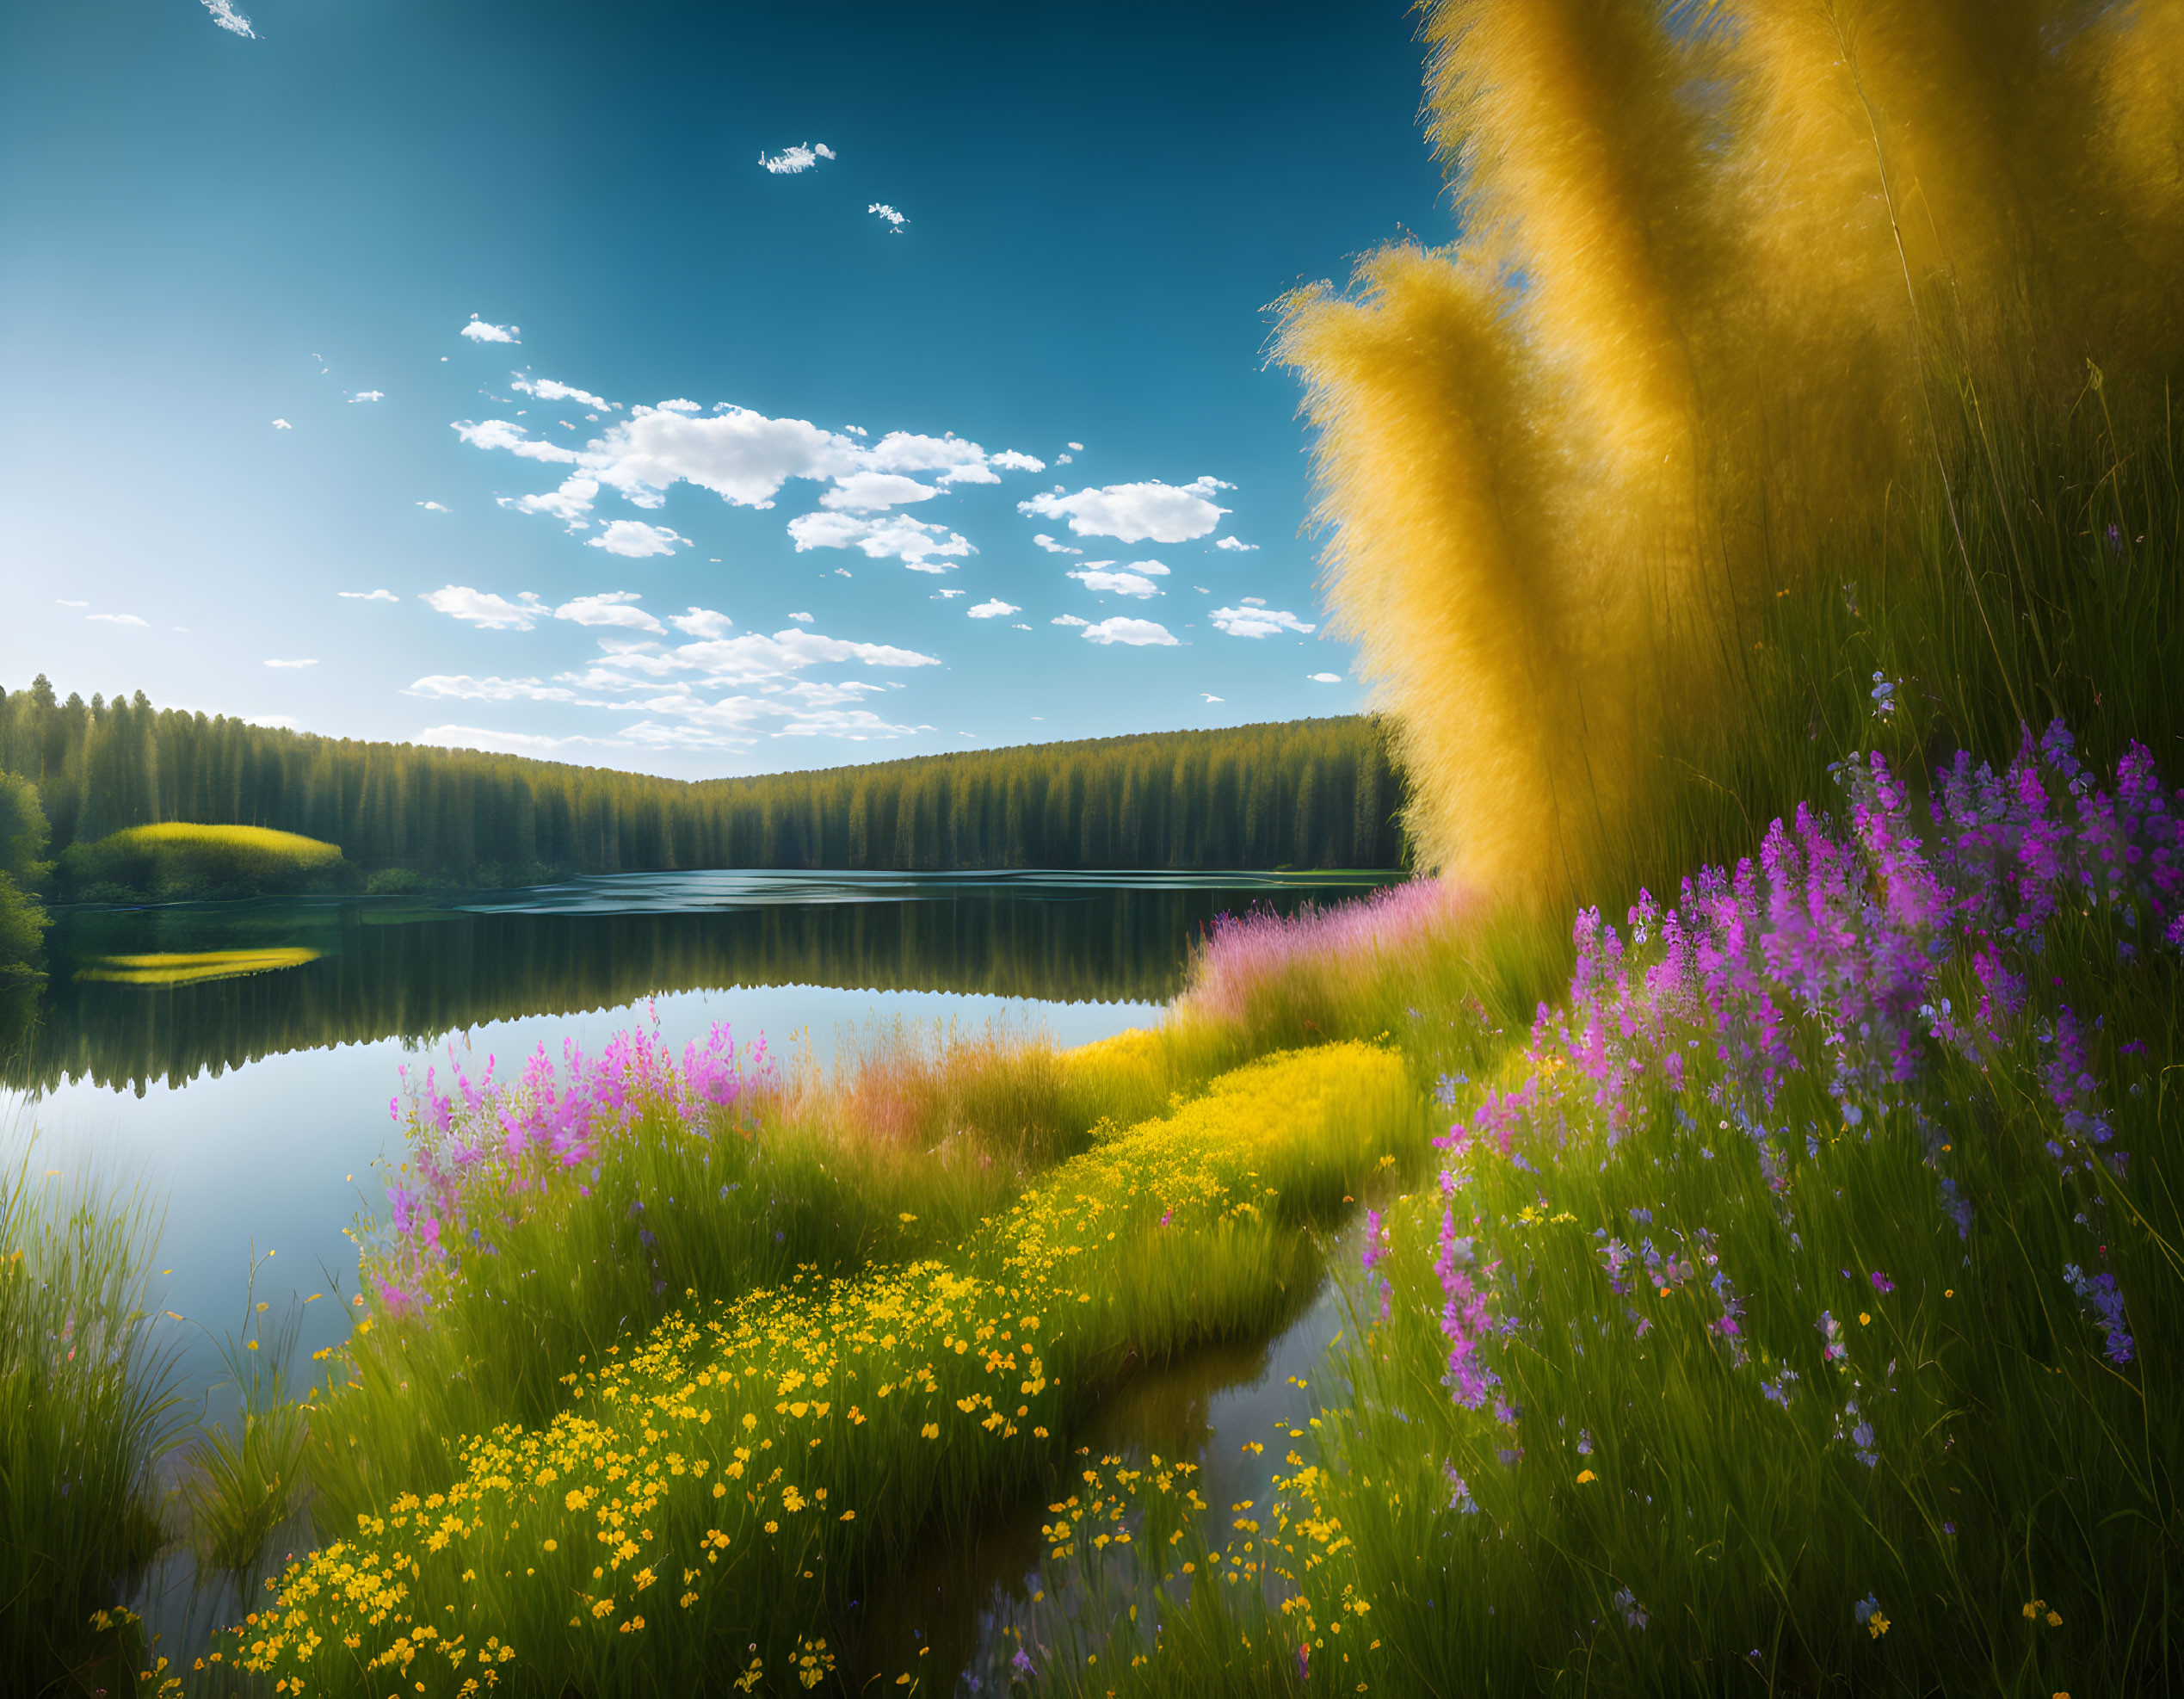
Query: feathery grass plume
[{"left": 1280, "top": 0, "right": 2184, "bottom": 907}]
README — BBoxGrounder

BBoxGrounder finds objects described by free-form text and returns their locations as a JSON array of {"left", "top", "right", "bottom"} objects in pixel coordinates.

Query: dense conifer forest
[{"left": 0, "top": 676, "right": 1407, "bottom": 884}]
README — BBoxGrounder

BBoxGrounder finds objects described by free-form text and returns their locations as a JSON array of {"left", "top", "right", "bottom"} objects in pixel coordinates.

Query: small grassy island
[{"left": 61, "top": 824, "right": 353, "bottom": 904}]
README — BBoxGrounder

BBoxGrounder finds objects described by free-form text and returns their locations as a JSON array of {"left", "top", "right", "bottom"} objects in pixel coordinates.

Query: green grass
[{"left": 0, "top": 1138, "right": 185, "bottom": 1696}]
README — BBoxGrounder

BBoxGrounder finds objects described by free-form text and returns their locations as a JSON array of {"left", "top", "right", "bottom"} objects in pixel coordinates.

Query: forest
[{"left": 0, "top": 676, "right": 1406, "bottom": 893}]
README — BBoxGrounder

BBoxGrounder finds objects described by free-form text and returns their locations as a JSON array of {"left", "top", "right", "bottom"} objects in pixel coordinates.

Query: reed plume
[{"left": 1280, "top": 0, "right": 2184, "bottom": 904}]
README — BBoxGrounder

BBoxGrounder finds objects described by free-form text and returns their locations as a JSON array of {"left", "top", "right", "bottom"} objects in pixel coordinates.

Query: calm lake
[{"left": 3, "top": 868, "right": 1394, "bottom": 1397}]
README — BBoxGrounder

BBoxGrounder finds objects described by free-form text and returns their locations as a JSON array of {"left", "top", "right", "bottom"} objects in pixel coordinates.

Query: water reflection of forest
[{"left": 2, "top": 879, "right": 1368, "bottom": 1096}]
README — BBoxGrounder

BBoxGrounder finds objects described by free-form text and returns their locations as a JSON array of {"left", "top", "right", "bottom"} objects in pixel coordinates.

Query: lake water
[{"left": 2, "top": 868, "right": 1395, "bottom": 1398}]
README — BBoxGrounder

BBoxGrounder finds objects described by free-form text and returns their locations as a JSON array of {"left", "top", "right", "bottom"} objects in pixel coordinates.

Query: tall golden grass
[{"left": 1278, "top": 0, "right": 2184, "bottom": 904}]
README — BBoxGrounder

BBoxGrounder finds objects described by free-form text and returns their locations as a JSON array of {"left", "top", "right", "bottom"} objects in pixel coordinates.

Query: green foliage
[
  {"left": 0, "top": 1141, "right": 182, "bottom": 1693},
  {"left": 0, "top": 682, "right": 1406, "bottom": 883},
  {"left": 0, "top": 769, "right": 51, "bottom": 975}
]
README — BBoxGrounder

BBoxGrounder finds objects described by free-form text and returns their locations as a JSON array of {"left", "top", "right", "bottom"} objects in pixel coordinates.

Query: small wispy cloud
[
  {"left": 585, "top": 520, "right": 689, "bottom": 559},
  {"left": 788, "top": 611, "right": 815, "bottom": 623},
  {"left": 89, "top": 613, "right": 150, "bottom": 627},
  {"left": 461, "top": 317, "right": 521, "bottom": 344},
  {"left": 868, "top": 203, "right": 908, "bottom": 231},
  {"left": 417, "top": 725, "right": 607, "bottom": 757},
  {"left": 264, "top": 658, "right": 318, "bottom": 669},
  {"left": 787, "top": 511, "right": 971, "bottom": 571},
  {"left": 1212, "top": 605, "right": 1317, "bottom": 639},
  {"left": 416, "top": 501, "right": 449, "bottom": 512},
  {"left": 1201, "top": 693, "right": 1225, "bottom": 702},
  {"left": 760, "top": 142, "right": 837, "bottom": 175},
  {"left": 272, "top": 418, "right": 292, "bottom": 429},
  {"left": 339, "top": 590, "right": 398, "bottom": 602},
  {"left": 1078, "top": 616, "right": 1177, "bottom": 647},
  {"left": 1020, "top": 476, "right": 1232, "bottom": 545},
  {"left": 421, "top": 585, "right": 546, "bottom": 631},
  {"left": 968, "top": 599, "right": 1021, "bottom": 619},
  {"left": 349, "top": 390, "right": 385, "bottom": 403},
  {"left": 201, "top": 0, "right": 255, "bottom": 37},
  {"left": 56, "top": 599, "right": 88, "bottom": 609},
  {"left": 1213, "top": 536, "right": 1258, "bottom": 552},
  {"left": 1051, "top": 615, "right": 1089, "bottom": 628},
  {"left": 1068, "top": 566, "right": 1164, "bottom": 600},
  {"left": 512, "top": 374, "right": 614, "bottom": 411},
  {"left": 554, "top": 592, "right": 662, "bottom": 633},
  {"left": 1308, "top": 671, "right": 1343, "bottom": 683},
  {"left": 1032, "top": 533, "right": 1083, "bottom": 556}
]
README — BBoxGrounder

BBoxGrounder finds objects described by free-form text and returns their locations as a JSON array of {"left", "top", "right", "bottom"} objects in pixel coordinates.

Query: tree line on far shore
[{"left": 0, "top": 676, "right": 1409, "bottom": 961}]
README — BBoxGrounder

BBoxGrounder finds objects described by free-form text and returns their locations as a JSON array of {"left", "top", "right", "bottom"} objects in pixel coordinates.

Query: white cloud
[
  {"left": 1200, "top": 693, "right": 1225, "bottom": 702},
  {"left": 1212, "top": 605, "right": 1317, "bottom": 639},
  {"left": 264, "top": 658, "right": 318, "bottom": 669},
  {"left": 857, "top": 432, "right": 1040, "bottom": 485},
  {"left": 56, "top": 599, "right": 87, "bottom": 609},
  {"left": 513, "top": 375, "right": 615, "bottom": 411},
  {"left": 773, "top": 708, "right": 918, "bottom": 738},
  {"left": 787, "top": 511, "right": 972, "bottom": 571},
  {"left": 584, "top": 405, "right": 860, "bottom": 507},
  {"left": 1010, "top": 622, "right": 1032, "bottom": 630},
  {"left": 502, "top": 475, "right": 599, "bottom": 527},
  {"left": 787, "top": 610, "right": 814, "bottom": 623},
  {"left": 669, "top": 607, "right": 734, "bottom": 639},
  {"left": 1018, "top": 476, "right": 1231, "bottom": 544},
  {"left": 820, "top": 471, "right": 941, "bottom": 511},
  {"left": 868, "top": 203, "right": 907, "bottom": 229},
  {"left": 555, "top": 592, "right": 662, "bottom": 633},
  {"left": 968, "top": 599, "right": 1021, "bottom": 618},
  {"left": 462, "top": 318, "right": 521, "bottom": 343},
  {"left": 1309, "top": 672, "right": 1344, "bottom": 683},
  {"left": 1068, "top": 567, "right": 1164, "bottom": 600},
  {"left": 340, "top": 589, "right": 398, "bottom": 602},
  {"left": 422, "top": 585, "right": 545, "bottom": 631},
  {"left": 453, "top": 418, "right": 583, "bottom": 464},
  {"left": 933, "top": 588, "right": 965, "bottom": 598},
  {"left": 1051, "top": 615, "right": 1089, "bottom": 627},
  {"left": 407, "top": 675, "right": 582, "bottom": 702},
  {"left": 760, "top": 142, "right": 836, "bottom": 174},
  {"left": 1066, "top": 442, "right": 1084, "bottom": 452},
  {"left": 417, "top": 725, "right": 604, "bottom": 757},
  {"left": 88, "top": 613, "right": 149, "bottom": 627},
  {"left": 585, "top": 520, "right": 689, "bottom": 559},
  {"left": 350, "top": 391, "right": 384, "bottom": 403},
  {"left": 1032, "top": 533, "right": 1083, "bottom": 555},
  {"left": 1079, "top": 617, "right": 1178, "bottom": 647},
  {"left": 577, "top": 627, "right": 940, "bottom": 691},
  {"left": 272, "top": 418, "right": 291, "bottom": 429},
  {"left": 1017, "top": 476, "right": 1231, "bottom": 543},
  {"left": 417, "top": 500, "right": 450, "bottom": 512},
  {"left": 201, "top": 0, "right": 255, "bottom": 36},
  {"left": 1214, "top": 536, "right": 1259, "bottom": 552},
  {"left": 241, "top": 714, "right": 296, "bottom": 729},
  {"left": 1241, "top": 596, "right": 1267, "bottom": 606}
]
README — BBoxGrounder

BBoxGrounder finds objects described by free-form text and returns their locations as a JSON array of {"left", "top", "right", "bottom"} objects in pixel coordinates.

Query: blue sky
[{"left": 0, "top": 1, "right": 1447, "bottom": 776}]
